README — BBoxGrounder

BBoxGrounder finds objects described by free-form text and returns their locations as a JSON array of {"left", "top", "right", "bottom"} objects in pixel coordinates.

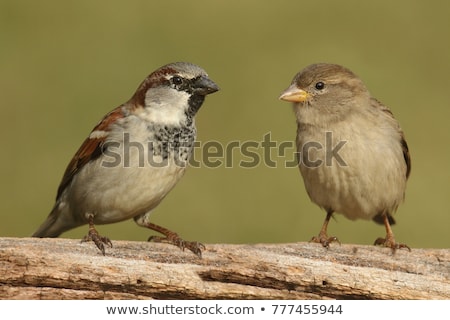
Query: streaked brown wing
[
  {"left": 371, "top": 97, "right": 411, "bottom": 179},
  {"left": 56, "top": 107, "right": 125, "bottom": 199}
]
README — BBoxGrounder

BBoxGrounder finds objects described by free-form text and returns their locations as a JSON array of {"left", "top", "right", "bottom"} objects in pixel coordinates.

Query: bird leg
[
  {"left": 138, "top": 221, "right": 205, "bottom": 258},
  {"left": 310, "top": 211, "right": 340, "bottom": 248},
  {"left": 374, "top": 213, "right": 410, "bottom": 253},
  {"left": 81, "top": 213, "right": 112, "bottom": 255}
]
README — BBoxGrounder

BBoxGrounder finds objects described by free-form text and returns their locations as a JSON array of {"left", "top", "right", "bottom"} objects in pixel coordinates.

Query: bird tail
[
  {"left": 32, "top": 209, "right": 62, "bottom": 238},
  {"left": 32, "top": 205, "right": 79, "bottom": 238},
  {"left": 372, "top": 213, "right": 396, "bottom": 225}
]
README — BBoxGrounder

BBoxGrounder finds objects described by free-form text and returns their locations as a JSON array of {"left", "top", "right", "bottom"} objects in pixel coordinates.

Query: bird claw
[
  {"left": 310, "top": 234, "right": 341, "bottom": 248},
  {"left": 148, "top": 234, "right": 205, "bottom": 258},
  {"left": 82, "top": 229, "right": 112, "bottom": 255},
  {"left": 374, "top": 237, "right": 411, "bottom": 253},
  {"left": 184, "top": 241, "right": 205, "bottom": 258}
]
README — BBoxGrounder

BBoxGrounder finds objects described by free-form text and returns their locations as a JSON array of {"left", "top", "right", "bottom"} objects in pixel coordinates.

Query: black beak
[{"left": 192, "top": 76, "right": 219, "bottom": 96}]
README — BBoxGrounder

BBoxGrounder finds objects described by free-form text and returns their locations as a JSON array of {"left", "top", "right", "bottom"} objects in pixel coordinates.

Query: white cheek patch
[{"left": 143, "top": 87, "right": 191, "bottom": 125}]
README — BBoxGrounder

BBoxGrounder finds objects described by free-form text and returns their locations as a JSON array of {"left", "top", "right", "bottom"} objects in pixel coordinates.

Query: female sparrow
[
  {"left": 33, "top": 62, "right": 219, "bottom": 257},
  {"left": 279, "top": 63, "right": 411, "bottom": 252}
]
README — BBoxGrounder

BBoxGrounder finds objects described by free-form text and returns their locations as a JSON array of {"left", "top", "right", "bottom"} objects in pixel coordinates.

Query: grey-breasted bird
[
  {"left": 33, "top": 62, "right": 219, "bottom": 257},
  {"left": 279, "top": 63, "right": 410, "bottom": 252}
]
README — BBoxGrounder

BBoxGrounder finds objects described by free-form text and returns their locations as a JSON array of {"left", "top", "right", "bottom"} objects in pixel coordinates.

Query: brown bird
[
  {"left": 279, "top": 63, "right": 411, "bottom": 252},
  {"left": 33, "top": 62, "right": 219, "bottom": 257}
]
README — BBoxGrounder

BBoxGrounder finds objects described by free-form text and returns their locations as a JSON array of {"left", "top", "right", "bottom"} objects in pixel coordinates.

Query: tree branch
[{"left": 0, "top": 237, "right": 448, "bottom": 299}]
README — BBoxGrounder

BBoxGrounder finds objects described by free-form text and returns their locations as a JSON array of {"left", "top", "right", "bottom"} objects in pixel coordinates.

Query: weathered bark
[{"left": 0, "top": 237, "right": 448, "bottom": 299}]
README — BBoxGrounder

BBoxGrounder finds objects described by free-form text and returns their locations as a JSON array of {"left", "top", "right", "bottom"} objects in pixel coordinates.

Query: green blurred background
[{"left": 1, "top": 0, "right": 449, "bottom": 249}]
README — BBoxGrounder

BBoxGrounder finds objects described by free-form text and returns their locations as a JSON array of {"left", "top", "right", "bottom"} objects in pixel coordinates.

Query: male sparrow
[
  {"left": 33, "top": 62, "right": 219, "bottom": 257},
  {"left": 279, "top": 63, "right": 411, "bottom": 252}
]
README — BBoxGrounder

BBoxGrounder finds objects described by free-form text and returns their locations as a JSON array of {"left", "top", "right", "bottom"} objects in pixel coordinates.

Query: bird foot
[
  {"left": 310, "top": 233, "right": 340, "bottom": 248},
  {"left": 148, "top": 234, "right": 205, "bottom": 258},
  {"left": 374, "top": 237, "right": 411, "bottom": 253},
  {"left": 82, "top": 228, "right": 112, "bottom": 255}
]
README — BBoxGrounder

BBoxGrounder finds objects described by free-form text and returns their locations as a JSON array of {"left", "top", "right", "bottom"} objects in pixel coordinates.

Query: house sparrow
[
  {"left": 279, "top": 63, "right": 411, "bottom": 252},
  {"left": 33, "top": 62, "right": 219, "bottom": 257}
]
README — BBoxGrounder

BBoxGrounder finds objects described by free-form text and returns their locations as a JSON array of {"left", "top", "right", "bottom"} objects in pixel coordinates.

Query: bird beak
[
  {"left": 192, "top": 76, "right": 220, "bottom": 96},
  {"left": 279, "top": 84, "right": 309, "bottom": 102}
]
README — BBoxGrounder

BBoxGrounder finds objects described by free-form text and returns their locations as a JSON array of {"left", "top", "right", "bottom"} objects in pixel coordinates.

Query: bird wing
[
  {"left": 56, "top": 106, "right": 125, "bottom": 200},
  {"left": 370, "top": 97, "right": 411, "bottom": 179}
]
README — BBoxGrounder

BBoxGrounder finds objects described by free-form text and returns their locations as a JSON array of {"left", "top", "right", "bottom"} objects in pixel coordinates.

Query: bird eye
[
  {"left": 315, "top": 81, "right": 325, "bottom": 90},
  {"left": 171, "top": 76, "right": 183, "bottom": 85}
]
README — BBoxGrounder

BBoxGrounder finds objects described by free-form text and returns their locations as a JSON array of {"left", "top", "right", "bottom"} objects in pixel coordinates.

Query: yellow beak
[{"left": 279, "top": 84, "right": 309, "bottom": 102}]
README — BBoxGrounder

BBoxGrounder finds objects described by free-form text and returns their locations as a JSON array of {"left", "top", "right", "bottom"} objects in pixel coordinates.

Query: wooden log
[{"left": 0, "top": 237, "right": 448, "bottom": 299}]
